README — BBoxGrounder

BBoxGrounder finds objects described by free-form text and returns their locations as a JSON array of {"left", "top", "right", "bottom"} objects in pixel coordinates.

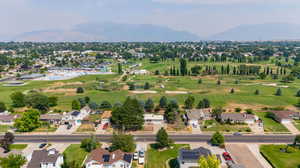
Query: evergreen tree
[
  {"left": 255, "top": 89, "right": 260, "bottom": 95},
  {"left": 156, "top": 127, "right": 172, "bottom": 148},
  {"left": 117, "top": 63, "right": 123, "bottom": 74},
  {"left": 230, "top": 88, "right": 235, "bottom": 94},
  {"left": 144, "top": 98, "right": 154, "bottom": 112},
  {"left": 164, "top": 104, "right": 176, "bottom": 124},
  {"left": 179, "top": 58, "right": 188, "bottom": 76},
  {"left": 0, "top": 102, "right": 6, "bottom": 113},
  {"left": 76, "top": 87, "right": 84, "bottom": 94},
  {"left": 203, "top": 98, "right": 210, "bottom": 108},
  {"left": 296, "top": 90, "right": 300, "bottom": 97},
  {"left": 198, "top": 78, "right": 202, "bottom": 84},
  {"left": 275, "top": 88, "right": 282, "bottom": 96},
  {"left": 72, "top": 100, "right": 81, "bottom": 110},
  {"left": 144, "top": 82, "right": 150, "bottom": 90},
  {"left": 184, "top": 96, "right": 195, "bottom": 109},
  {"left": 159, "top": 96, "right": 168, "bottom": 108}
]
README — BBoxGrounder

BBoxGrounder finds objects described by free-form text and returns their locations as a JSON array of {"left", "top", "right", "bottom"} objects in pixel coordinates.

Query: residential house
[
  {"left": 220, "top": 113, "right": 257, "bottom": 124},
  {"left": 144, "top": 114, "right": 164, "bottom": 124},
  {"left": 0, "top": 114, "right": 19, "bottom": 125},
  {"left": 177, "top": 147, "right": 211, "bottom": 168},
  {"left": 130, "top": 69, "right": 149, "bottom": 75},
  {"left": 27, "top": 148, "right": 64, "bottom": 168},
  {"left": 85, "top": 148, "right": 133, "bottom": 168},
  {"left": 63, "top": 106, "right": 91, "bottom": 125},
  {"left": 40, "top": 114, "right": 63, "bottom": 125},
  {"left": 271, "top": 111, "right": 300, "bottom": 124},
  {"left": 184, "top": 109, "right": 212, "bottom": 128}
]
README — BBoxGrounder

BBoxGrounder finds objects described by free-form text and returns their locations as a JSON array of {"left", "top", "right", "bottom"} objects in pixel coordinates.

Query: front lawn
[
  {"left": 260, "top": 145, "right": 300, "bottom": 168},
  {"left": 255, "top": 112, "right": 289, "bottom": 132},
  {"left": 145, "top": 144, "right": 189, "bottom": 168},
  {"left": 33, "top": 125, "right": 57, "bottom": 132},
  {"left": 0, "top": 125, "right": 11, "bottom": 132},
  {"left": 10, "top": 144, "right": 28, "bottom": 150},
  {"left": 63, "top": 144, "right": 88, "bottom": 167},
  {"left": 293, "top": 120, "right": 300, "bottom": 131},
  {"left": 201, "top": 119, "right": 251, "bottom": 133}
]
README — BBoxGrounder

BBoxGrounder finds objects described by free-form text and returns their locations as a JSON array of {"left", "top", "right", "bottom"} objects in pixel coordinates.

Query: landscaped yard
[
  {"left": 33, "top": 125, "right": 58, "bottom": 132},
  {"left": 260, "top": 145, "right": 300, "bottom": 168},
  {"left": 10, "top": 144, "right": 28, "bottom": 150},
  {"left": 293, "top": 120, "right": 300, "bottom": 131},
  {"left": 63, "top": 144, "right": 89, "bottom": 167},
  {"left": 145, "top": 144, "right": 189, "bottom": 168},
  {"left": 201, "top": 119, "right": 251, "bottom": 133},
  {"left": 0, "top": 125, "right": 11, "bottom": 132},
  {"left": 255, "top": 112, "right": 289, "bottom": 132}
]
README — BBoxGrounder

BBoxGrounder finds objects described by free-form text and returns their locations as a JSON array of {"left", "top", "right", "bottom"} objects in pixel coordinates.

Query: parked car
[
  {"left": 138, "top": 150, "right": 145, "bottom": 165},
  {"left": 39, "top": 143, "right": 47, "bottom": 149},
  {"left": 233, "top": 132, "right": 242, "bottom": 136},
  {"left": 133, "top": 152, "right": 138, "bottom": 160},
  {"left": 67, "top": 124, "right": 72, "bottom": 130},
  {"left": 222, "top": 152, "right": 233, "bottom": 161}
]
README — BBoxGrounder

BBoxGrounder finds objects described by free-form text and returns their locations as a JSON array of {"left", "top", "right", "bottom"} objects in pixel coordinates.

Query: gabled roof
[
  {"left": 85, "top": 148, "right": 132, "bottom": 165},
  {"left": 27, "top": 149, "right": 62, "bottom": 168},
  {"left": 71, "top": 111, "right": 80, "bottom": 117},
  {"left": 179, "top": 147, "right": 211, "bottom": 161},
  {"left": 40, "top": 114, "right": 63, "bottom": 121}
]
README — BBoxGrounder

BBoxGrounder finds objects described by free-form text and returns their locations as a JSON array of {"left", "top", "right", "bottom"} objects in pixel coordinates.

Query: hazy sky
[{"left": 1, "top": 0, "right": 299, "bottom": 37}]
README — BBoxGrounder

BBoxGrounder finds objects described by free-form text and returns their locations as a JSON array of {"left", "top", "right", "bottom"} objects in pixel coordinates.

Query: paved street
[{"left": 7, "top": 134, "right": 296, "bottom": 143}]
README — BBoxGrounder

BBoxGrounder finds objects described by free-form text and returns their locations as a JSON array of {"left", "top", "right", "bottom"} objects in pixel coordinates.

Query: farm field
[{"left": 260, "top": 145, "right": 300, "bottom": 168}]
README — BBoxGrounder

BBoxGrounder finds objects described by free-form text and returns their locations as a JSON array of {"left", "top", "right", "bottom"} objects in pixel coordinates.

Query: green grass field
[
  {"left": 0, "top": 125, "right": 12, "bottom": 132},
  {"left": 201, "top": 120, "right": 251, "bottom": 133},
  {"left": 260, "top": 145, "right": 300, "bottom": 168},
  {"left": 1, "top": 60, "right": 300, "bottom": 112},
  {"left": 145, "top": 144, "right": 189, "bottom": 168},
  {"left": 255, "top": 112, "right": 289, "bottom": 132},
  {"left": 63, "top": 144, "right": 88, "bottom": 167}
]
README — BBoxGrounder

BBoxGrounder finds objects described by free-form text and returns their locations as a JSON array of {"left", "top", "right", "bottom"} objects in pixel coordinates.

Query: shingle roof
[
  {"left": 179, "top": 147, "right": 211, "bottom": 161},
  {"left": 27, "top": 149, "right": 62, "bottom": 168},
  {"left": 40, "top": 114, "right": 63, "bottom": 121},
  {"left": 85, "top": 148, "right": 132, "bottom": 165}
]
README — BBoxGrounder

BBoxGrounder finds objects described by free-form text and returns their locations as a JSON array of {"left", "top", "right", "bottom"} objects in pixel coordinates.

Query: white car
[
  {"left": 133, "top": 152, "right": 138, "bottom": 160},
  {"left": 138, "top": 151, "right": 145, "bottom": 165}
]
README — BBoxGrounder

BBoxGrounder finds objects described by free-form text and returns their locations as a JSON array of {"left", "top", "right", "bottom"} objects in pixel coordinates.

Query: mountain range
[{"left": 3, "top": 22, "right": 300, "bottom": 42}]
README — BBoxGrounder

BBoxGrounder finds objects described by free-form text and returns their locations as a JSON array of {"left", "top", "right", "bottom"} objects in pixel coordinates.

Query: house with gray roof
[
  {"left": 184, "top": 109, "right": 212, "bottom": 128},
  {"left": 27, "top": 148, "right": 64, "bottom": 168},
  {"left": 220, "top": 113, "right": 257, "bottom": 124},
  {"left": 177, "top": 147, "right": 211, "bottom": 168}
]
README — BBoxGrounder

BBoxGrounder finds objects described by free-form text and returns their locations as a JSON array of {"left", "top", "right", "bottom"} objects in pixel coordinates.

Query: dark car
[
  {"left": 67, "top": 124, "right": 72, "bottom": 130},
  {"left": 39, "top": 143, "right": 47, "bottom": 149},
  {"left": 233, "top": 132, "right": 242, "bottom": 136}
]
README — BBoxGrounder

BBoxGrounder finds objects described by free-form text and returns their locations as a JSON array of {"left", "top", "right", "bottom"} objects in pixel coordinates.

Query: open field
[
  {"left": 145, "top": 144, "right": 189, "bottom": 168},
  {"left": 1, "top": 60, "right": 300, "bottom": 111},
  {"left": 201, "top": 119, "right": 251, "bottom": 133},
  {"left": 63, "top": 144, "right": 88, "bottom": 167},
  {"left": 260, "top": 145, "right": 300, "bottom": 168},
  {"left": 255, "top": 112, "right": 289, "bottom": 132}
]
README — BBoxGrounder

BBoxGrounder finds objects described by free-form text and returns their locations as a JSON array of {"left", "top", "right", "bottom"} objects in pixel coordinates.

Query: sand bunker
[
  {"left": 130, "top": 90, "right": 157, "bottom": 94},
  {"left": 165, "top": 91, "right": 188, "bottom": 94}
]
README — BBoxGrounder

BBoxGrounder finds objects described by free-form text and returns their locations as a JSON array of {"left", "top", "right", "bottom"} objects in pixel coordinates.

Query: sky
[{"left": 0, "top": 0, "right": 300, "bottom": 37}]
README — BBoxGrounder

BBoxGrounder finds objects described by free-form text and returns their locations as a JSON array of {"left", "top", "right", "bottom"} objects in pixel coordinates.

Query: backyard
[{"left": 260, "top": 145, "right": 300, "bottom": 168}]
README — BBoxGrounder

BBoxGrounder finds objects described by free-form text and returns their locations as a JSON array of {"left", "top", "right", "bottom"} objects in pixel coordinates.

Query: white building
[
  {"left": 144, "top": 114, "right": 164, "bottom": 124},
  {"left": 63, "top": 106, "right": 91, "bottom": 125}
]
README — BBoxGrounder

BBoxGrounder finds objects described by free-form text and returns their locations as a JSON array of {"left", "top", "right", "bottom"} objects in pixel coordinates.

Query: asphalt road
[{"left": 7, "top": 134, "right": 295, "bottom": 143}]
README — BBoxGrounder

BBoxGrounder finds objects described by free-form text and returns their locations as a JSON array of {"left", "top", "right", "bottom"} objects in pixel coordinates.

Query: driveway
[
  {"left": 55, "top": 124, "right": 79, "bottom": 134},
  {"left": 50, "top": 143, "right": 70, "bottom": 153},
  {"left": 282, "top": 122, "right": 300, "bottom": 134},
  {"left": 226, "top": 144, "right": 264, "bottom": 168},
  {"left": 248, "top": 123, "right": 264, "bottom": 134},
  {"left": 247, "top": 144, "right": 272, "bottom": 168}
]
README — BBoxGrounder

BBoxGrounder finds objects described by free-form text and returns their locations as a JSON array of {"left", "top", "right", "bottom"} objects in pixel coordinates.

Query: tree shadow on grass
[{"left": 168, "top": 158, "right": 179, "bottom": 168}]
